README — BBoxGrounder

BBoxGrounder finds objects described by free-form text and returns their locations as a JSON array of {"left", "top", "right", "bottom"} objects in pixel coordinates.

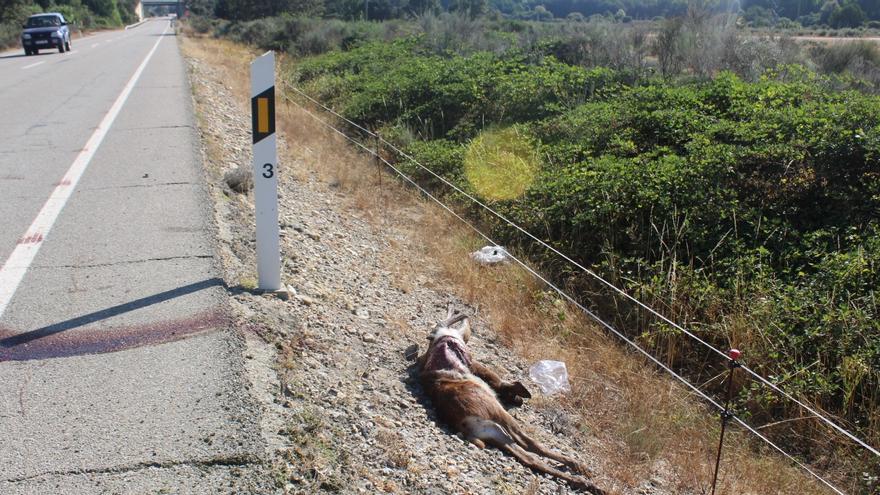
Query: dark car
[{"left": 21, "top": 13, "right": 71, "bottom": 55}]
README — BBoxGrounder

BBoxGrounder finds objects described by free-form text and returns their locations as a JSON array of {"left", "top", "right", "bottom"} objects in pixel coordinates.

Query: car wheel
[
  {"left": 24, "top": 49, "right": 31, "bottom": 56},
  {"left": 58, "top": 42, "right": 65, "bottom": 53},
  {"left": 32, "top": 48, "right": 38, "bottom": 55},
  {"left": 65, "top": 39, "right": 71, "bottom": 51}
]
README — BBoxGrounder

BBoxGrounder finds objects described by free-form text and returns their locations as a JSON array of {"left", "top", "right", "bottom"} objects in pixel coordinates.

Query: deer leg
[
  {"left": 495, "top": 409, "right": 592, "bottom": 475},
  {"left": 471, "top": 361, "right": 531, "bottom": 405},
  {"left": 461, "top": 416, "right": 604, "bottom": 495},
  {"left": 464, "top": 436, "right": 486, "bottom": 449},
  {"left": 500, "top": 443, "right": 607, "bottom": 495},
  {"left": 470, "top": 361, "right": 505, "bottom": 389}
]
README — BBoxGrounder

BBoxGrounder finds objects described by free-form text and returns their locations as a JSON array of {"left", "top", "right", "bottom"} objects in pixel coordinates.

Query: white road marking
[
  {"left": 22, "top": 61, "right": 44, "bottom": 69},
  {"left": 91, "top": 43, "right": 99, "bottom": 48},
  {"left": 0, "top": 24, "right": 169, "bottom": 319}
]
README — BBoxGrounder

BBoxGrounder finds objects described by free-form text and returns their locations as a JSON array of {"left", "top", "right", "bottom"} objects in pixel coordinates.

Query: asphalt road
[{"left": 0, "top": 19, "right": 268, "bottom": 493}]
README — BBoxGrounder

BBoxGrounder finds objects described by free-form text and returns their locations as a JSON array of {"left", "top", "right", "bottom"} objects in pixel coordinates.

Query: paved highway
[{"left": 0, "top": 19, "right": 268, "bottom": 493}]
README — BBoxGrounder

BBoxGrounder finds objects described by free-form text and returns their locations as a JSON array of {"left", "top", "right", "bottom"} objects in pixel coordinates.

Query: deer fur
[{"left": 414, "top": 307, "right": 606, "bottom": 494}]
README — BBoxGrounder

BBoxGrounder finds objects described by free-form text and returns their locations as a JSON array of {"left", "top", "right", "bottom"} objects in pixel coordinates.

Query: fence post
[
  {"left": 375, "top": 132, "right": 381, "bottom": 185},
  {"left": 711, "top": 348, "right": 742, "bottom": 495}
]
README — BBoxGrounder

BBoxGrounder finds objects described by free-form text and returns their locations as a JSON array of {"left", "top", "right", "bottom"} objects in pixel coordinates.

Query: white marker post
[{"left": 251, "top": 51, "right": 281, "bottom": 291}]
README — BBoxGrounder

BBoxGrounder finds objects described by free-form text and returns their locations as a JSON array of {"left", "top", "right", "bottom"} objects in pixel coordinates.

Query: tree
[
  {"left": 408, "top": 0, "right": 440, "bottom": 15},
  {"left": 450, "top": 0, "right": 487, "bottom": 18},
  {"left": 187, "top": 0, "right": 217, "bottom": 16},
  {"left": 743, "top": 5, "right": 777, "bottom": 26},
  {"left": 772, "top": 0, "right": 821, "bottom": 20},
  {"left": 532, "top": 4, "right": 553, "bottom": 19},
  {"left": 83, "top": 0, "right": 119, "bottom": 18},
  {"left": 858, "top": 0, "right": 880, "bottom": 18},
  {"left": 0, "top": 0, "right": 28, "bottom": 23},
  {"left": 819, "top": 0, "right": 840, "bottom": 23},
  {"left": 829, "top": 1, "right": 866, "bottom": 26}
]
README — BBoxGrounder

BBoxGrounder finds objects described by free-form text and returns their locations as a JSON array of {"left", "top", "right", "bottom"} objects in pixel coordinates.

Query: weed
[
  {"left": 239, "top": 277, "right": 258, "bottom": 291},
  {"left": 375, "top": 428, "right": 411, "bottom": 469}
]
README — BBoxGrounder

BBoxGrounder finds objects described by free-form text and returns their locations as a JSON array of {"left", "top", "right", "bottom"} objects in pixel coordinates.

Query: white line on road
[
  {"left": 91, "top": 43, "right": 99, "bottom": 48},
  {"left": 22, "top": 61, "right": 44, "bottom": 69},
  {"left": 0, "top": 24, "right": 169, "bottom": 319}
]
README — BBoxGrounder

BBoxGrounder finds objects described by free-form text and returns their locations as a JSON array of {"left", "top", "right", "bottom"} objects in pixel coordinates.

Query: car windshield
[{"left": 26, "top": 16, "right": 61, "bottom": 28}]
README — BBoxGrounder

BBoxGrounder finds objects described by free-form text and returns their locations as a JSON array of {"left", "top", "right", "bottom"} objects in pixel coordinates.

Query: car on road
[{"left": 21, "top": 13, "right": 71, "bottom": 55}]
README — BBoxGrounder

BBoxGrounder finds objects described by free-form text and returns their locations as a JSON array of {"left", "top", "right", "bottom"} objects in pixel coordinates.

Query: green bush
[
  {"left": 213, "top": 15, "right": 389, "bottom": 56},
  {"left": 293, "top": 39, "right": 622, "bottom": 140},
  {"left": 0, "top": 22, "right": 19, "bottom": 48},
  {"left": 188, "top": 15, "right": 215, "bottom": 34}
]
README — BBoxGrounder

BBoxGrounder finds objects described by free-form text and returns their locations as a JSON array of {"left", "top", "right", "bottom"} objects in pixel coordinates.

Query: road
[
  {"left": 0, "top": 19, "right": 268, "bottom": 493},
  {"left": 790, "top": 34, "right": 880, "bottom": 43}
]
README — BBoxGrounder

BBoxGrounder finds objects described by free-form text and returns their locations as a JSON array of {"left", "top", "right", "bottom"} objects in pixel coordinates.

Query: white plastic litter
[
  {"left": 470, "top": 245, "right": 509, "bottom": 264},
  {"left": 528, "top": 360, "right": 571, "bottom": 395}
]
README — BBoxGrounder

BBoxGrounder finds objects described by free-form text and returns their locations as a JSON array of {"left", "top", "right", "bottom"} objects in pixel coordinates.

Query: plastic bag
[
  {"left": 528, "top": 360, "right": 571, "bottom": 395},
  {"left": 471, "top": 245, "right": 508, "bottom": 265}
]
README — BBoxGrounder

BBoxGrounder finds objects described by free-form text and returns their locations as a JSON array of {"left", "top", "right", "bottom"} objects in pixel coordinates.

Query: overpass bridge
[{"left": 136, "top": 0, "right": 185, "bottom": 18}]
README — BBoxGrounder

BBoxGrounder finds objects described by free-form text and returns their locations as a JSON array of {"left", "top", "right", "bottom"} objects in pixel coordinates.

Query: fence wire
[{"left": 278, "top": 83, "right": 862, "bottom": 494}]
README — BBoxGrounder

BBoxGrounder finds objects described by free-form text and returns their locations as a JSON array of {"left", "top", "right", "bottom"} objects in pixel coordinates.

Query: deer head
[{"left": 427, "top": 306, "right": 471, "bottom": 344}]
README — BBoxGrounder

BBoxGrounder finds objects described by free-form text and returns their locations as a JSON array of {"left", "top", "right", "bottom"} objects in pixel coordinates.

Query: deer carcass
[{"left": 414, "top": 308, "right": 606, "bottom": 494}]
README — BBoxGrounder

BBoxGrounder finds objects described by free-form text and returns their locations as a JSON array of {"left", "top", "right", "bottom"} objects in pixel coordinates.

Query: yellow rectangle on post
[{"left": 257, "top": 97, "right": 269, "bottom": 133}]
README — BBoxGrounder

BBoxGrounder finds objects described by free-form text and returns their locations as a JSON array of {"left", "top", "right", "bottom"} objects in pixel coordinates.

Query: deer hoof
[{"left": 509, "top": 381, "right": 532, "bottom": 399}]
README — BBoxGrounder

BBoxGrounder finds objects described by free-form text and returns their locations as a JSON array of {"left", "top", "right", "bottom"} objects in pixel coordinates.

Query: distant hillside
[
  {"left": 190, "top": 0, "right": 880, "bottom": 28},
  {"left": 492, "top": 0, "right": 879, "bottom": 27}
]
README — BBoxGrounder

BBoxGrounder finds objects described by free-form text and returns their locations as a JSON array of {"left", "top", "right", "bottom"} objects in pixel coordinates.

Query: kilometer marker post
[{"left": 251, "top": 51, "right": 281, "bottom": 292}]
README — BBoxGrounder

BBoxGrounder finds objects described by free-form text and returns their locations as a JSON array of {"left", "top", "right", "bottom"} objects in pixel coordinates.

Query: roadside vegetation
[
  {"left": 184, "top": 0, "right": 879, "bottom": 491},
  {"left": 288, "top": 27, "right": 878, "bottom": 486},
  {"left": 181, "top": 33, "right": 845, "bottom": 494},
  {"left": 0, "top": 0, "right": 139, "bottom": 49}
]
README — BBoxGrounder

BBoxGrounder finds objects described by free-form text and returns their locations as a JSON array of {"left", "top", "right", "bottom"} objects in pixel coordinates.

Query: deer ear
[
  {"left": 404, "top": 344, "right": 419, "bottom": 361},
  {"left": 460, "top": 318, "right": 471, "bottom": 343}
]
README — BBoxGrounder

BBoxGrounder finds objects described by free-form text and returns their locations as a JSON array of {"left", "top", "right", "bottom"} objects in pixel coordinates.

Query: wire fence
[{"left": 277, "top": 81, "right": 877, "bottom": 495}]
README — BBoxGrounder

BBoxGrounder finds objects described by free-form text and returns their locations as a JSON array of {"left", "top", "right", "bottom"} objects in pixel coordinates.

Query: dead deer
[{"left": 413, "top": 308, "right": 606, "bottom": 494}]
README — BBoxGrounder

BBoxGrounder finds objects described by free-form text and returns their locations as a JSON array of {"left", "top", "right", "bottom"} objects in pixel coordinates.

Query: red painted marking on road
[
  {"left": 17, "top": 233, "right": 43, "bottom": 245},
  {"left": 0, "top": 310, "right": 228, "bottom": 362}
]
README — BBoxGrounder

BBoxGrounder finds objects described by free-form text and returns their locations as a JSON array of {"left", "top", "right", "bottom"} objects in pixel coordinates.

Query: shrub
[
  {"left": 809, "top": 40, "right": 880, "bottom": 89},
  {"left": 0, "top": 22, "right": 19, "bottom": 49},
  {"left": 188, "top": 15, "right": 215, "bottom": 34}
]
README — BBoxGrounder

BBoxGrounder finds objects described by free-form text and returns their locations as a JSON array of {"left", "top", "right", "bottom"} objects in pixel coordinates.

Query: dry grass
[
  {"left": 180, "top": 34, "right": 842, "bottom": 495},
  {"left": 375, "top": 428, "right": 412, "bottom": 470}
]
